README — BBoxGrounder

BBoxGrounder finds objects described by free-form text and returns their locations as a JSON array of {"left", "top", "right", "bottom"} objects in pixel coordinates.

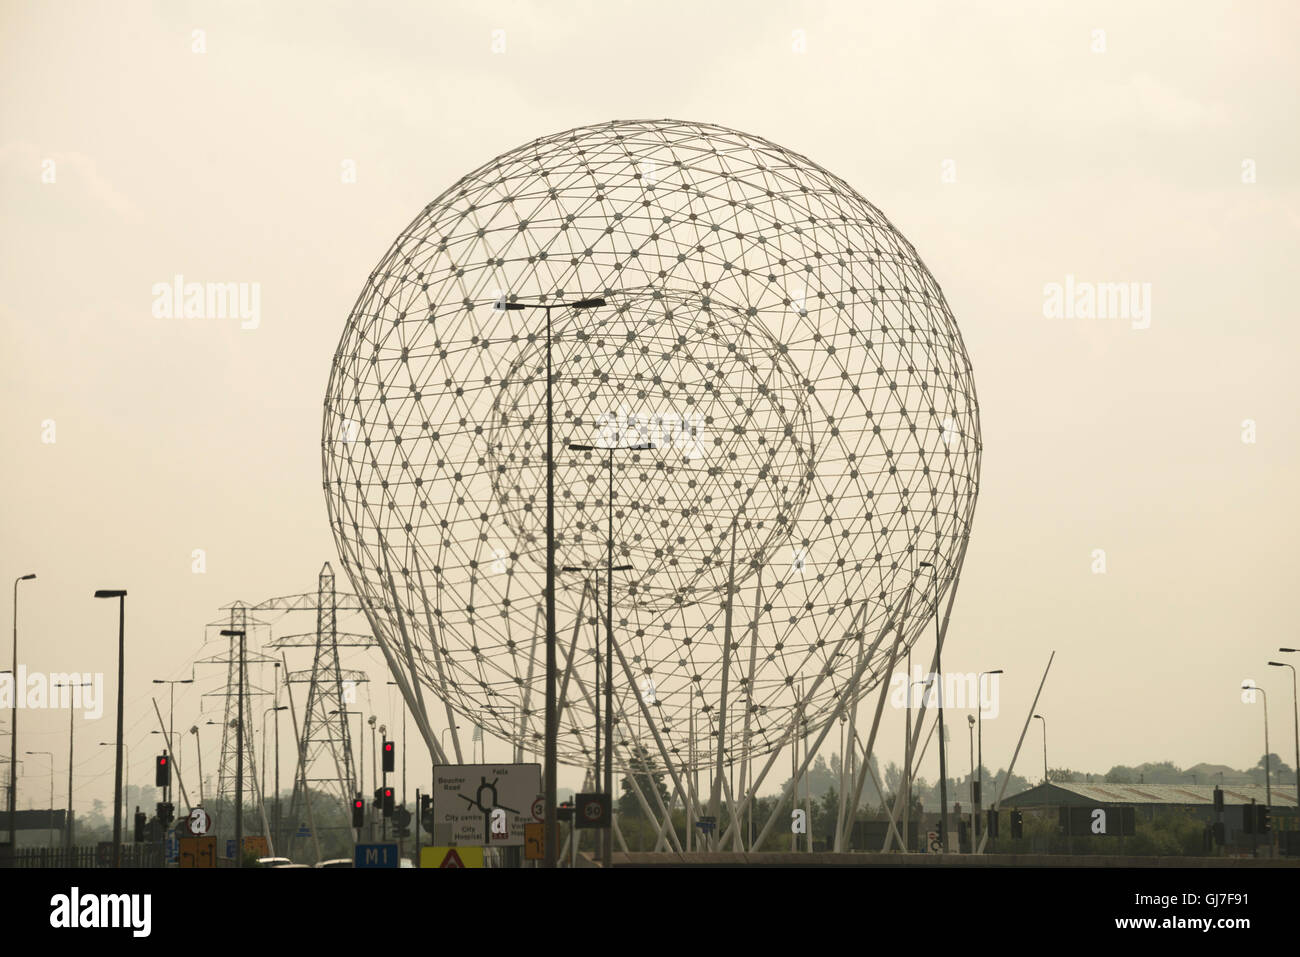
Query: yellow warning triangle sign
[{"left": 440, "top": 848, "right": 465, "bottom": 868}]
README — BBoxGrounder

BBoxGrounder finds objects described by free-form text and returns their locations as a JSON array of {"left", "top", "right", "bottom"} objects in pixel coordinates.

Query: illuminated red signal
[{"left": 155, "top": 753, "right": 170, "bottom": 788}]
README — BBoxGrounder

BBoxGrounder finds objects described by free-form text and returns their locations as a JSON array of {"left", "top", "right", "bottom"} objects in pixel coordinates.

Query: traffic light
[
  {"left": 382, "top": 739, "right": 395, "bottom": 773},
  {"left": 986, "top": 808, "right": 1000, "bottom": 838},
  {"left": 393, "top": 805, "right": 411, "bottom": 837},
  {"left": 352, "top": 795, "right": 365, "bottom": 828},
  {"left": 1213, "top": 787, "right": 1224, "bottom": 812},
  {"left": 957, "top": 820, "right": 968, "bottom": 849},
  {"left": 374, "top": 787, "right": 383, "bottom": 810},
  {"left": 1257, "top": 805, "right": 1270, "bottom": 833},
  {"left": 155, "top": 753, "right": 170, "bottom": 788},
  {"left": 382, "top": 786, "right": 395, "bottom": 817},
  {"left": 133, "top": 810, "right": 146, "bottom": 842},
  {"left": 155, "top": 802, "right": 174, "bottom": 826},
  {"left": 557, "top": 801, "right": 574, "bottom": 822},
  {"left": 419, "top": 793, "right": 433, "bottom": 834},
  {"left": 1010, "top": 809, "right": 1023, "bottom": 839}
]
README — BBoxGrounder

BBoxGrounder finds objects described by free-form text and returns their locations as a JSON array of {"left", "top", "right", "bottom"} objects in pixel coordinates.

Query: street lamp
[
  {"left": 1241, "top": 681, "right": 1271, "bottom": 808},
  {"left": 261, "top": 705, "right": 287, "bottom": 840},
  {"left": 151, "top": 677, "right": 193, "bottom": 783},
  {"left": 189, "top": 726, "right": 203, "bottom": 805},
  {"left": 93, "top": 588, "right": 127, "bottom": 867},
  {"left": 569, "top": 436, "right": 652, "bottom": 868},
  {"left": 1033, "top": 714, "right": 1048, "bottom": 784},
  {"left": 97, "top": 741, "right": 129, "bottom": 841},
  {"left": 918, "top": 561, "right": 948, "bottom": 852},
  {"left": 386, "top": 681, "right": 407, "bottom": 804},
  {"left": 54, "top": 680, "right": 91, "bottom": 851},
  {"left": 1273, "top": 651, "right": 1299, "bottom": 803},
  {"left": 976, "top": 668, "right": 1002, "bottom": 837},
  {"left": 330, "top": 709, "right": 364, "bottom": 798},
  {"left": 495, "top": 292, "right": 606, "bottom": 867},
  {"left": 24, "top": 751, "right": 53, "bottom": 851},
  {"left": 966, "top": 713, "right": 975, "bottom": 849},
  {"left": 9, "top": 572, "right": 35, "bottom": 860},
  {"left": 218, "top": 628, "right": 246, "bottom": 865},
  {"left": 367, "top": 715, "right": 378, "bottom": 804}
]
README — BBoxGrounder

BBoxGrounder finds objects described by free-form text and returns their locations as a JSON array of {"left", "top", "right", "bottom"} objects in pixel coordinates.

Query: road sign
[
  {"left": 295, "top": 823, "right": 310, "bottom": 839},
  {"left": 420, "top": 845, "right": 484, "bottom": 868},
  {"left": 531, "top": 796, "right": 545, "bottom": 822},
  {"left": 242, "top": 835, "right": 270, "bottom": 858},
  {"left": 524, "top": 822, "right": 544, "bottom": 859},
  {"left": 165, "top": 829, "right": 179, "bottom": 863},
  {"left": 696, "top": 815, "right": 716, "bottom": 834},
  {"left": 431, "top": 763, "right": 541, "bottom": 846},
  {"left": 575, "top": 793, "right": 610, "bottom": 830},
  {"left": 354, "top": 843, "right": 401, "bottom": 868},
  {"left": 187, "top": 806, "right": 211, "bottom": 836},
  {"left": 179, "top": 836, "right": 216, "bottom": 869},
  {"left": 926, "top": 830, "right": 942, "bottom": 853}
]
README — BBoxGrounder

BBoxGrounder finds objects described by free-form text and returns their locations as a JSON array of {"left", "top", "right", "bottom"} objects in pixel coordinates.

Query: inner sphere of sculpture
[
  {"left": 321, "top": 119, "right": 982, "bottom": 773},
  {"left": 486, "top": 289, "right": 817, "bottom": 612}
]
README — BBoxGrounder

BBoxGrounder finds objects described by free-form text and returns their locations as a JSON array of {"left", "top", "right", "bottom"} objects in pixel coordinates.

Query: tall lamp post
[
  {"left": 1273, "top": 651, "right": 1299, "bottom": 802},
  {"left": 495, "top": 293, "right": 606, "bottom": 867},
  {"left": 261, "top": 705, "right": 287, "bottom": 842},
  {"left": 386, "top": 681, "right": 408, "bottom": 805},
  {"left": 24, "top": 751, "right": 53, "bottom": 851},
  {"left": 97, "top": 741, "right": 129, "bottom": 842},
  {"left": 1033, "top": 714, "right": 1048, "bottom": 784},
  {"left": 93, "top": 588, "right": 127, "bottom": 867},
  {"left": 976, "top": 668, "right": 1002, "bottom": 839},
  {"left": 189, "top": 726, "right": 203, "bottom": 805},
  {"left": 55, "top": 680, "right": 91, "bottom": 851},
  {"left": 918, "top": 561, "right": 948, "bottom": 852},
  {"left": 151, "top": 677, "right": 193, "bottom": 788},
  {"left": 569, "top": 436, "right": 651, "bottom": 868},
  {"left": 1241, "top": 682, "right": 1271, "bottom": 808},
  {"left": 218, "top": 628, "right": 246, "bottom": 865},
  {"left": 9, "top": 572, "right": 35, "bottom": 861},
  {"left": 966, "top": 713, "right": 975, "bottom": 849}
]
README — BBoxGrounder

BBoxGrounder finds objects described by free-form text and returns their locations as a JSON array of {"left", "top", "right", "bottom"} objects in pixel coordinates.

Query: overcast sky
[{"left": 2, "top": 0, "right": 1298, "bottom": 815}]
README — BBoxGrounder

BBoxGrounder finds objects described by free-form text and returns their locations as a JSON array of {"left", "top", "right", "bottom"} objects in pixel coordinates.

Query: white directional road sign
[{"left": 432, "top": 763, "right": 541, "bottom": 847}]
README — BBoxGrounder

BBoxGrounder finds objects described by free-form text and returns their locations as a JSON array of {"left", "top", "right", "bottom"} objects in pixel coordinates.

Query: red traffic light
[
  {"left": 159, "top": 756, "right": 167, "bottom": 765},
  {"left": 353, "top": 799, "right": 364, "bottom": 809}
]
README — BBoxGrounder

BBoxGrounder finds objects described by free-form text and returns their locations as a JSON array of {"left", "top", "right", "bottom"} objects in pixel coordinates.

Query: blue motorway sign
[{"left": 354, "top": 843, "right": 400, "bottom": 868}]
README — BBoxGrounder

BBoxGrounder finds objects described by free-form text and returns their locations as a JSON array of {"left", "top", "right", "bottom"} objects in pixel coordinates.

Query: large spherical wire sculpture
[{"left": 322, "top": 119, "right": 981, "bottom": 778}]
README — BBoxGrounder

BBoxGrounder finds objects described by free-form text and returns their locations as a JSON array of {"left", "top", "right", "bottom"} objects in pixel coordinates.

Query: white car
[
  {"left": 314, "top": 858, "right": 354, "bottom": 869},
  {"left": 255, "top": 856, "right": 293, "bottom": 868}
]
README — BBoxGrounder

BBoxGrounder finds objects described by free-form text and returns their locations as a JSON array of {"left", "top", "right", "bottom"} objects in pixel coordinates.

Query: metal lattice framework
[{"left": 322, "top": 119, "right": 981, "bottom": 777}]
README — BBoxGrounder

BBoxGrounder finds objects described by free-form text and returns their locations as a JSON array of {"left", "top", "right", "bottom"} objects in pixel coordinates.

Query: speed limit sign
[
  {"left": 531, "top": 796, "right": 545, "bottom": 822},
  {"left": 574, "top": 792, "right": 610, "bottom": 830}
]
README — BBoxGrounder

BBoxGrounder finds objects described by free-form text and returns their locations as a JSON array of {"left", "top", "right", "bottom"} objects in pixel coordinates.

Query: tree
[
  {"left": 618, "top": 744, "right": 670, "bottom": 818},
  {"left": 1253, "top": 753, "right": 1293, "bottom": 781}
]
